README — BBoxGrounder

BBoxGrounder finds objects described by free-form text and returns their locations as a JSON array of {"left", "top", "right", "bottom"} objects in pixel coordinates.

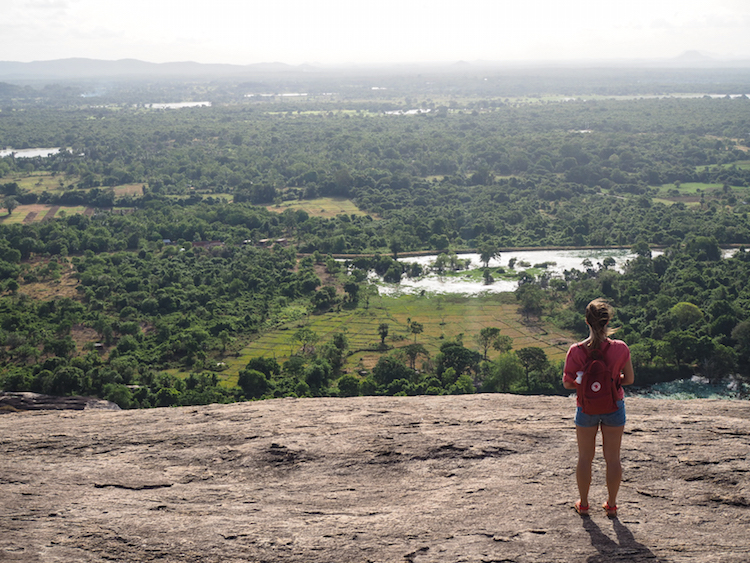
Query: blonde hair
[{"left": 585, "top": 298, "right": 617, "bottom": 351}]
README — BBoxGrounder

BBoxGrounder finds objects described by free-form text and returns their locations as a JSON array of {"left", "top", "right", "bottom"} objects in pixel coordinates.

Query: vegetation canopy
[{"left": 1, "top": 69, "right": 749, "bottom": 405}]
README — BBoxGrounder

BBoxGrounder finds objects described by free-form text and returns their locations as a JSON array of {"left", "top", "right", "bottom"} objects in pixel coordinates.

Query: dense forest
[{"left": 1, "top": 69, "right": 750, "bottom": 406}]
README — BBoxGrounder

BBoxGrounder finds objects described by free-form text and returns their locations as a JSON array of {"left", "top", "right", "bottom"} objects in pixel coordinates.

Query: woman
[{"left": 562, "top": 299, "right": 634, "bottom": 517}]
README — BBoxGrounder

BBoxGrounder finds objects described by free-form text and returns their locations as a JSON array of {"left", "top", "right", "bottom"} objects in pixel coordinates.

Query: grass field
[
  {"left": 174, "top": 293, "right": 577, "bottom": 386},
  {"left": 0, "top": 204, "right": 91, "bottom": 224},
  {"left": 656, "top": 182, "right": 723, "bottom": 194},
  {"left": 112, "top": 184, "right": 145, "bottom": 197},
  {"left": 652, "top": 198, "right": 701, "bottom": 207},
  {"left": 5, "top": 172, "right": 144, "bottom": 198},
  {"left": 266, "top": 197, "right": 370, "bottom": 218},
  {"left": 652, "top": 181, "right": 750, "bottom": 207},
  {"left": 10, "top": 172, "right": 78, "bottom": 194}
]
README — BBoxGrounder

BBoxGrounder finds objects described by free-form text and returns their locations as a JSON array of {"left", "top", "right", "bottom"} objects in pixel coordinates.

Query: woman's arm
[
  {"left": 620, "top": 357, "right": 635, "bottom": 386},
  {"left": 562, "top": 375, "right": 577, "bottom": 390}
]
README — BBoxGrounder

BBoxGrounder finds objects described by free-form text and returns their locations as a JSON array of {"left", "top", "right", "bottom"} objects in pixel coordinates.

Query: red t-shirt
[{"left": 563, "top": 338, "right": 631, "bottom": 408}]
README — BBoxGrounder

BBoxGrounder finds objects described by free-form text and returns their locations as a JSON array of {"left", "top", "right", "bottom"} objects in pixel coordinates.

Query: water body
[
  {"left": 376, "top": 247, "right": 737, "bottom": 296},
  {"left": 377, "top": 248, "right": 641, "bottom": 296},
  {"left": 0, "top": 147, "right": 62, "bottom": 158},
  {"left": 145, "top": 102, "right": 211, "bottom": 109}
]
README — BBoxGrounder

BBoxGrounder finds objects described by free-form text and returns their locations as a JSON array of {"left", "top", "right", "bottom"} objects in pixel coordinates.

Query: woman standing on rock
[{"left": 562, "top": 298, "right": 634, "bottom": 517}]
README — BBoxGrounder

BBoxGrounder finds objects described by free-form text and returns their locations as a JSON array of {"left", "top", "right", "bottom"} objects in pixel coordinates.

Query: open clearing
[
  {"left": 112, "top": 184, "right": 145, "bottom": 197},
  {"left": 3, "top": 172, "right": 143, "bottom": 197},
  {"left": 266, "top": 197, "right": 370, "bottom": 218},
  {"left": 0, "top": 204, "right": 91, "bottom": 224},
  {"left": 7, "top": 172, "right": 79, "bottom": 193},
  {"left": 192, "top": 293, "right": 576, "bottom": 386}
]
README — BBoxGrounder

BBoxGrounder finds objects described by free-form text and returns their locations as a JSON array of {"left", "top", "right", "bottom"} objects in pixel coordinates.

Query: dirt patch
[
  {"left": 42, "top": 206, "right": 60, "bottom": 221},
  {"left": 313, "top": 263, "right": 345, "bottom": 295},
  {"left": 18, "top": 262, "right": 80, "bottom": 301},
  {"left": 70, "top": 324, "right": 100, "bottom": 351},
  {"left": 22, "top": 211, "right": 37, "bottom": 223}
]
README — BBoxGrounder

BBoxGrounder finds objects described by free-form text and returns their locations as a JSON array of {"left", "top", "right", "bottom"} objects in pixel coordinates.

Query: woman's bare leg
[
  {"left": 601, "top": 424, "right": 625, "bottom": 507},
  {"left": 576, "top": 425, "right": 599, "bottom": 507}
]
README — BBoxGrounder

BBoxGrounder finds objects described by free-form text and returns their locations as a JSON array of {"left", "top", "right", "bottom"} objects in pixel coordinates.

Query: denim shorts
[{"left": 575, "top": 400, "right": 626, "bottom": 428}]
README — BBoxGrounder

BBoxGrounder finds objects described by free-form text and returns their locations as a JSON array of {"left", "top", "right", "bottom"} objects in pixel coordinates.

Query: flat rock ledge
[
  {"left": 0, "top": 392, "right": 120, "bottom": 412},
  {"left": 1, "top": 394, "right": 748, "bottom": 562}
]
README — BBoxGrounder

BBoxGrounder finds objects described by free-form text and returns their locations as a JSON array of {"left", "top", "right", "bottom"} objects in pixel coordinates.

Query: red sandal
[
  {"left": 575, "top": 500, "right": 590, "bottom": 516},
  {"left": 603, "top": 502, "right": 618, "bottom": 517}
]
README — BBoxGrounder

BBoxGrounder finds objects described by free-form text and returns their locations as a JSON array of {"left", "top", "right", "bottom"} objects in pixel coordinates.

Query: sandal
[
  {"left": 603, "top": 501, "right": 618, "bottom": 518},
  {"left": 575, "top": 500, "right": 590, "bottom": 516}
]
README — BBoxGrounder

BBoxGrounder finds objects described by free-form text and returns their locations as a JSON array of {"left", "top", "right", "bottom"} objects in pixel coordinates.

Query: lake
[
  {"left": 375, "top": 247, "right": 738, "bottom": 296},
  {"left": 0, "top": 147, "right": 62, "bottom": 158}
]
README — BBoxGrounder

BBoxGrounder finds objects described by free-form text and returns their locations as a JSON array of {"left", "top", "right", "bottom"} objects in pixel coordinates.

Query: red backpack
[{"left": 577, "top": 341, "right": 619, "bottom": 415}]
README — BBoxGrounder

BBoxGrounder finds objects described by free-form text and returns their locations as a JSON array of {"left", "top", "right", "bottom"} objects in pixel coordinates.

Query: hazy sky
[{"left": 2, "top": 0, "right": 750, "bottom": 65}]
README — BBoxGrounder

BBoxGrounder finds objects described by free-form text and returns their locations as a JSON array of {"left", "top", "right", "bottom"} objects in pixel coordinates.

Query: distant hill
[
  {"left": 2, "top": 56, "right": 750, "bottom": 82},
  {"left": 0, "top": 58, "right": 303, "bottom": 80}
]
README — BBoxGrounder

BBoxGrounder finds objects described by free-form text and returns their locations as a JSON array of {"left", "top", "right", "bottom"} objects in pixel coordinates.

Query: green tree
[
  {"left": 685, "top": 236, "right": 721, "bottom": 261},
  {"left": 389, "top": 237, "right": 403, "bottom": 260},
  {"left": 219, "top": 329, "right": 231, "bottom": 353},
  {"left": 378, "top": 323, "right": 389, "bottom": 347},
  {"left": 516, "top": 347, "right": 548, "bottom": 392},
  {"left": 493, "top": 334, "right": 513, "bottom": 355},
  {"left": 516, "top": 284, "right": 543, "bottom": 320},
  {"left": 475, "top": 327, "right": 512, "bottom": 360},
  {"left": 238, "top": 369, "right": 271, "bottom": 399},
  {"left": 449, "top": 373, "right": 475, "bottom": 395},
  {"left": 436, "top": 340, "right": 481, "bottom": 377},
  {"left": 409, "top": 321, "right": 424, "bottom": 343},
  {"left": 702, "top": 344, "right": 737, "bottom": 383},
  {"left": 304, "top": 359, "right": 332, "bottom": 391},
  {"left": 45, "top": 366, "right": 85, "bottom": 395},
  {"left": 479, "top": 243, "right": 499, "bottom": 268},
  {"left": 477, "top": 327, "right": 500, "bottom": 360},
  {"left": 103, "top": 383, "right": 134, "bottom": 409},
  {"left": 631, "top": 241, "right": 652, "bottom": 258},
  {"left": 482, "top": 352, "right": 525, "bottom": 393},
  {"left": 665, "top": 331, "right": 700, "bottom": 366},
  {"left": 372, "top": 355, "right": 412, "bottom": 387},
  {"left": 244, "top": 357, "right": 281, "bottom": 379},
  {"left": 321, "top": 332, "right": 348, "bottom": 375},
  {"left": 337, "top": 374, "right": 361, "bottom": 397},
  {"left": 293, "top": 327, "right": 319, "bottom": 355},
  {"left": 3, "top": 196, "right": 18, "bottom": 216},
  {"left": 669, "top": 302, "right": 704, "bottom": 329},
  {"left": 404, "top": 343, "right": 428, "bottom": 370}
]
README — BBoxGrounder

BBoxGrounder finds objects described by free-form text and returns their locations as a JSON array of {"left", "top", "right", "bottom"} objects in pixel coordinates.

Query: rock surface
[
  {"left": 0, "top": 392, "right": 120, "bottom": 412},
  {"left": 1, "top": 394, "right": 748, "bottom": 562}
]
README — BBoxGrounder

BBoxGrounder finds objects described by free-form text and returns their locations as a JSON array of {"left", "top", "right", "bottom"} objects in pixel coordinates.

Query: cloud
[
  {"left": 25, "top": 0, "right": 68, "bottom": 9},
  {"left": 2, "top": 0, "right": 750, "bottom": 64}
]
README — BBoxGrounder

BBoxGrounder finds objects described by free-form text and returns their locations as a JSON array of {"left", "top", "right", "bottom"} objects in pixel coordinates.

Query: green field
[
  {"left": 652, "top": 180, "right": 750, "bottom": 207},
  {"left": 5, "top": 172, "right": 144, "bottom": 198},
  {"left": 0, "top": 204, "right": 93, "bottom": 224},
  {"left": 656, "top": 182, "right": 722, "bottom": 195},
  {"left": 8, "top": 172, "right": 79, "bottom": 193},
  {"left": 652, "top": 198, "right": 701, "bottom": 207},
  {"left": 170, "top": 293, "right": 576, "bottom": 386},
  {"left": 697, "top": 160, "right": 750, "bottom": 171}
]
